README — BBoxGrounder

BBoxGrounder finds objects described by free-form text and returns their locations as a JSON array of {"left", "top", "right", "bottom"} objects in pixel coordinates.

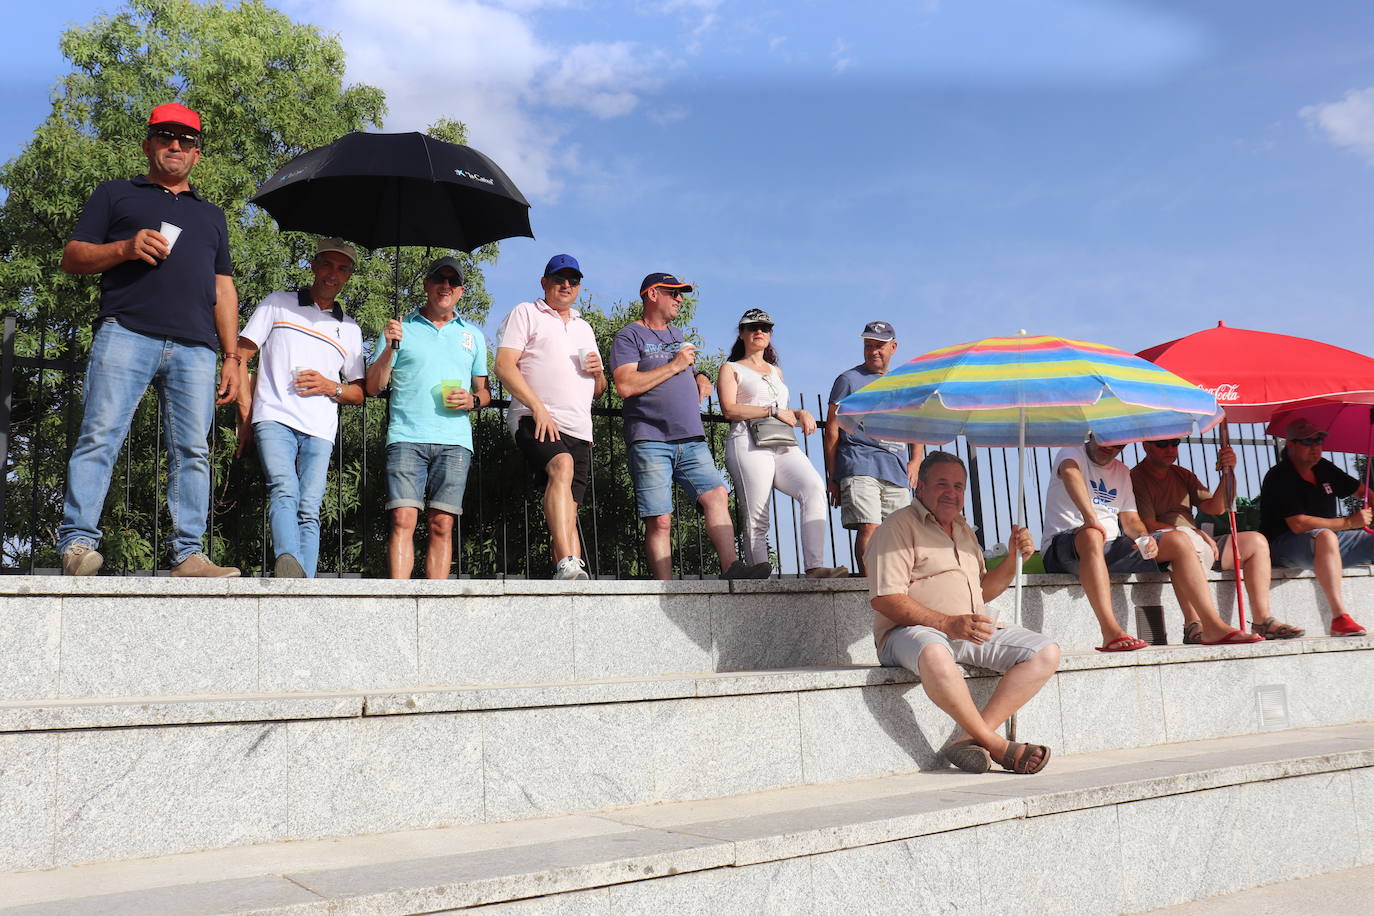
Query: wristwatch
[{"left": 334, "top": 383, "right": 344, "bottom": 400}]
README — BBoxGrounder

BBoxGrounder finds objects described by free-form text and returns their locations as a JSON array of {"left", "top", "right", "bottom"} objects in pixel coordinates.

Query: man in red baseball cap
[{"left": 55, "top": 103, "right": 241, "bottom": 577}]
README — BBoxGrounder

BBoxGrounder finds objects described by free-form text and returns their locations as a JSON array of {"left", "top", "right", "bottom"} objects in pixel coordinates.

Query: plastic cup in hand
[
  {"left": 578, "top": 348, "right": 596, "bottom": 371},
  {"left": 293, "top": 366, "right": 309, "bottom": 392},
  {"left": 1135, "top": 535, "right": 1157, "bottom": 559},
  {"left": 159, "top": 221, "right": 182, "bottom": 253},
  {"left": 440, "top": 380, "right": 465, "bottom": 405}
]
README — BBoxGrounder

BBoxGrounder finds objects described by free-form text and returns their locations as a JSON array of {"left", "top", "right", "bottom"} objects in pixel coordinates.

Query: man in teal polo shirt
[{"left": 366, "top": 257, "right": 490, "bottom": 578}]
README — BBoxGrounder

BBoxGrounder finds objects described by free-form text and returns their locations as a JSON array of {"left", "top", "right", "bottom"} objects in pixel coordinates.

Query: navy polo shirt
[{"left": 68, "top": 176, "right": 233, "bottom": 349}]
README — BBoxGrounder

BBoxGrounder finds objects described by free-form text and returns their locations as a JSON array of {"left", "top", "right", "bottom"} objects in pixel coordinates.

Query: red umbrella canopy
[{"left": 1137, "top": 322, "right": 1374, "bottom": 423}]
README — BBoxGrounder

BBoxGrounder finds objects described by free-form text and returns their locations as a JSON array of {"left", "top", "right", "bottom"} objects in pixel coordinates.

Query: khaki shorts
[
  {"left": 879, "top": 623, "right": 1056, "bottom": 675},
  {"left": 840, "top": 475, "right": 911, "bottom": 528}
]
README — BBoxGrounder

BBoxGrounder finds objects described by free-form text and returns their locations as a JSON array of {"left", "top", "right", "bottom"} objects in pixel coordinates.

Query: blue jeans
[
  {"left": 254, "top": 421, "right": 334, "bottom": 578},
  {"left": 1270, "top": 529, "right": 1374, "bottom": 569},
  {"left": 58, "top": 319, "right": 217, "bottom": 565}
]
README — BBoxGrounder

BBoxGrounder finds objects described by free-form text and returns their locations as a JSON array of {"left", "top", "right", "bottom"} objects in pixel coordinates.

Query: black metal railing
[{"left": 3, "top": 315, "right": 1362, "bottom": 576}]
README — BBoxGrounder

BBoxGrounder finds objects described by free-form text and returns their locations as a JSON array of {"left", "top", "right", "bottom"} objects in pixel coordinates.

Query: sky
[{"left": 4, "top": 0, "right": 1374, "bottom": 407}]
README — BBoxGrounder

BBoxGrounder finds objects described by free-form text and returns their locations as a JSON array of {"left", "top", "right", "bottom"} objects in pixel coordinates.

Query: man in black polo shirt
[
  {"left": 1259, "top": 417, "right": 1369, "bottom": 636},
  {"left": 56, "top": 103, "right": 241, "bottom": 577}
]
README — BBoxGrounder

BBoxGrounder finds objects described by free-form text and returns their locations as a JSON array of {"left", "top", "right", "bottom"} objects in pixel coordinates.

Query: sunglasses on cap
[
  {"left": 148, "top": 128, "right": 200, "bottom": 149},
  {"left": 1146, "top": 439, "right": 1181, "bottom": 448},
  {"left": 428, "top": 272, "right": 463, "bottom": 287},
  {"left": 1291, "top": 435, "right": 1326, "bottom": 446},
  {"left": 741, "top": 322, "right": 773, "bottom": 333}
]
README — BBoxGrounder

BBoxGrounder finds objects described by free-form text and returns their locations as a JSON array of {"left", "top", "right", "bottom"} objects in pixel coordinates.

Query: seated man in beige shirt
[{"left": 868, "top": 451, "right": 1060, "bottom": 775}]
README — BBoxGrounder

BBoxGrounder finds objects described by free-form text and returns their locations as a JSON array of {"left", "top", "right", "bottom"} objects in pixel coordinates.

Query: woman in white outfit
[{"left": 718, "top": 309, "right": 848, "bottom": 578}]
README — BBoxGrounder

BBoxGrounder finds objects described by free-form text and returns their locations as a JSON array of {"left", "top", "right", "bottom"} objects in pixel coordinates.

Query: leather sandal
[{"left": 999, "top": 741, "right": 1051, "bottom": 775}]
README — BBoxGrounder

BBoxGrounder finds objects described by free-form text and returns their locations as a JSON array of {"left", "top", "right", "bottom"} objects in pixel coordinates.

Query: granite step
[
  {"left": 5, "top": 642, "right": 1371, "bottom": 873},
  {"left": 4, "top": 570, "right": 1369, "bottom": 702},
  {"left": 2, "top": 722, "right": 1370, "bottom": 915}
]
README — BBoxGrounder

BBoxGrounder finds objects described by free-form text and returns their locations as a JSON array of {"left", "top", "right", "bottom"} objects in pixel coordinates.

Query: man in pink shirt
[{"left": 495, "top": 254, "right": 607, "bottom": 580}]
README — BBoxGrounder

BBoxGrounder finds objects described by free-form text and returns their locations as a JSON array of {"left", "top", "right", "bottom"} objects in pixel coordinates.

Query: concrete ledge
[
  {"left": 3, "top": 570, "right": 1370, "bottom": 700},
  {"left": 3, "top": 638, "right": 1371, "bottom": 732},
  {"left": 1, "top": 723, "right": 1370, "bottom": 915},
  {"left": 2, "top": 646, "right": 1370, "bottom": 871}
]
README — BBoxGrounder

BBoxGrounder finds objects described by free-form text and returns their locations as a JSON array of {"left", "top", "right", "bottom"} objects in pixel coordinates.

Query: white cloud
[
  {"left": 282, "top": 0, "right": 662, "bottom": 202},
  {"left": 831, "top": 38, "right": 852, "bottom": 74},
  {"left": 1301, "top": 88, "right": 1374, "bottom": 163}
]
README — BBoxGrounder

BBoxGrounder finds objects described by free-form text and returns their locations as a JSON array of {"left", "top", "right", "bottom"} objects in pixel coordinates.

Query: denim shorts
[
  {"left": 385, "top": 442, "right": 472, "bottom": 514},
  {"left": 628, "top": 438, "right": 727, "bottom": 518},
  {"left": 1042, "top": 531, "right": 1161, "bottom": 575},
  {"left": 1270, "top": 529, "right": 1374, "bottom": 569}
]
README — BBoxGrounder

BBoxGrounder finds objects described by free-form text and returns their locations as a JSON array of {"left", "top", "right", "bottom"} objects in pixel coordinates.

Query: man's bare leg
[
  {"left": 854, "top": 522, "right": 879, "bottom": 576},
  {"left": 1155, "top": 530, "right": 1234, "bottom": 640},
  {"left": 1220, "top": 531, "right": 1276, "bottom": 623},
  {"left": 387, "top": 507, "right": 419, "bottom": 579},
  {"left": 424, "top": 509, "right": 455, "bottom": 580},
  {"left": 543, "top": 453, "right": 580, "bottom": 562},
  {"left": 1310, "top": 529, "right": 1353, "bottom": 617},
  {"left": 698, "top": 486, "right": 740, "bottom": 574},
  {"left": 917, "top": 643, "right": 1057, "bottom": 769},
  {"left": 644, "top": 513, "right": 674, "bottom": 580},
  {"left": 1073, "top": 527, "right": 1132, "bottom": 645}
]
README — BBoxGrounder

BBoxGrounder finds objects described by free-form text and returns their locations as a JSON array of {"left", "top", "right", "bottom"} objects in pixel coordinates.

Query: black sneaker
[{"left": 722, "top": 559, "right": 773, "bottom": 580}]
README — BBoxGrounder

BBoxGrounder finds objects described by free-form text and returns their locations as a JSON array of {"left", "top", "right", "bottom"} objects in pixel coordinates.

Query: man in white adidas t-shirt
[
  {"left": 236, "top": 238, "right": 366, "bottom": 577},
  {"left": 1041, "top": 435, "right": 1260, "bottom": 652}
]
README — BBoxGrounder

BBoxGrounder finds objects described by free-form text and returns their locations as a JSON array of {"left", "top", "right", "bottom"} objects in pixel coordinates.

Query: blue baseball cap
[
  {"left": 640, "top": 272, "right": 693, "bottom": 295},
  {"left": 544, "top": 253, "right": 582, "bottom": 278}
]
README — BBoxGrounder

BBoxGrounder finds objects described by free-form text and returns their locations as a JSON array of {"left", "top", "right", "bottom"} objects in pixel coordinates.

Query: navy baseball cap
[
  {"left": 640, "top": 272, "right": 693, "bottom": 295},
  {"left": 544, "top": 254, "right": 582, "bottom": 277},
  {"left": 861, "top": 321, "right": 896, "bottom": 341},
  {"left": 425, "top": 256, "right": 464, "bottom": 284}
]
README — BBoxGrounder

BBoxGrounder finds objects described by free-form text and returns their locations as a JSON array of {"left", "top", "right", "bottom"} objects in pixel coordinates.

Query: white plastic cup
[
  {"left": 578, "top": 348, "right": 595, "bottom": 371},
  {"left": 159, "top": 221, "right": 182, "bottom": 253},
  {"left": 293, "top": 366, "right": 309, "bottom": 391},
  {"left": 1135, "top": 535, "right": 1157, "bottom": 559}
]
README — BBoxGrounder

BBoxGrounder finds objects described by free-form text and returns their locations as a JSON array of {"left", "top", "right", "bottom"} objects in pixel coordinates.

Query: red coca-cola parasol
[{"left": 1138, "top": 322, "right": 1374, "bottom": 629}]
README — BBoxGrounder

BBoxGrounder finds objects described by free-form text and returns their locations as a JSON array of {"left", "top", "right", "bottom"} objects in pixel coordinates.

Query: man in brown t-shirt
[
  {"left": 867, "top": 451, "right": 1059, "bottom": 775},
  {"left": 1131, "top": 439, "right": 1302, "bottom": 640}
]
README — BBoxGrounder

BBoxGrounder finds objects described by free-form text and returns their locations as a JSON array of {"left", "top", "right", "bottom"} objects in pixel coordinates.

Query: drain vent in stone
[{"left": 1256, "top": 684, "right": 1289, "bottom": 730}]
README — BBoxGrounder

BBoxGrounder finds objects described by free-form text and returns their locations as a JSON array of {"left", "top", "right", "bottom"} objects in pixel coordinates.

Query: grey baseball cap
[{"left": 861, "top": 321, "right": 895, "bottom": 341}]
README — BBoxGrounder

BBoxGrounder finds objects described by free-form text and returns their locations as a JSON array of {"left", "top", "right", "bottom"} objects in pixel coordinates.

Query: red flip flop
[
  {"left": 1096, "top": 635, "right": 1149, "bottom": 652},
  {"left": 1201, "top": 629, "right": 1265, "bottom": 645}
]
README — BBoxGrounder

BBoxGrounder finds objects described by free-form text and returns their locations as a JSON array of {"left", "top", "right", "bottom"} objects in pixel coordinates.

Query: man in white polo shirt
[
  {"left": 366, "top": 256, "right": 491, "bottom": 579},
  {"left": 495, "top": 254, "right": 606, "bottom": 580},
  {"left": 236, "top": 237, "right": 366, "bottom": 577}
]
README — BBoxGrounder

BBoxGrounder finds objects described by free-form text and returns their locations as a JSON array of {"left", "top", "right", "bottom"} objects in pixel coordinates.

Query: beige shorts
[
  {"left": 840, "top": 475, "right": 911, "bottom": 528},
  {"left": 879, "top": 624, "right": 1056, "bottom": 675}
]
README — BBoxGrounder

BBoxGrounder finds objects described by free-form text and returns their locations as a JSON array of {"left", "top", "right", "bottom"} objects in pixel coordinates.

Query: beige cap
[{"left": 315, "top": 237, "right": 357, "bottom": 264}]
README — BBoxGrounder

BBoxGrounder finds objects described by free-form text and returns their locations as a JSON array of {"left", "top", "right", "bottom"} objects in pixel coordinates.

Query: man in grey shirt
[{"left": 823, "top": 321, "right": 921, "bottom": 576}]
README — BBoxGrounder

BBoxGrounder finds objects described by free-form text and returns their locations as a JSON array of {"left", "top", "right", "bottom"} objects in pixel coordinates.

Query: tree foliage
[{"left": 0, "top": 0, "right": 740, "bottom": 577}]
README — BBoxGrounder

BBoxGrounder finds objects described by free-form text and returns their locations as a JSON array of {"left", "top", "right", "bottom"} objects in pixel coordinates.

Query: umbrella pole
[
  {"left": 1014, "top": 407, "right": 1026, "bottom": 628},
  {"left": 391, "top": 244, "right": 402, "bottom": 350},
  {"left": 1220, "top": 423, "right": 1247, "bottom": 631}
]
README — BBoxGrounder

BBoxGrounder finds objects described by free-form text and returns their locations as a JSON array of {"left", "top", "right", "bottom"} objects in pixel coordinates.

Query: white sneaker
[{"left": 553, "top": 556, "right": 589, "bottom": 580}]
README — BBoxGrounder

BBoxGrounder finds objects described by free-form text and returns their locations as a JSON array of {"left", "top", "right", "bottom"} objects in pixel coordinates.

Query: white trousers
[{"left": 725, "top": 434, "right": 828, "bottom": 570}]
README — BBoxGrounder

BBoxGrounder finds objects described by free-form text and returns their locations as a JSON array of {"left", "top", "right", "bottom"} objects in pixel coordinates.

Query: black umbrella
[{"left": 249, "top": 131, "right": 533, "bottom": 252}]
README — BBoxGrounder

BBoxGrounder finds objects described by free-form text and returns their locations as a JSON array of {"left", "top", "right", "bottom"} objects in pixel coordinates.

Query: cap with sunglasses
[
  {"left": 147, "top": 103, "right": 202, "bottom": 134},
  {"left": 1283, "top": 417, "right": 1327, "bottom": 443},
  {"left": 738, "top": 308, "right": 774, "bottom": 328},
  {"left": 425, "top": 256, "right": 464, "bottom": 285},
  {"left": 544, "top": 254, "right": 582, "bottom": 278},
  {"left": 640, "top": 272, "right": 693, "bottom": 295}
]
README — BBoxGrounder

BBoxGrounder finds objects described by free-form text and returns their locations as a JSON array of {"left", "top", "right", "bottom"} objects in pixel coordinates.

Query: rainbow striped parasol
[
  {"left": 837, "top": 333, "right": 1223, "bottom": 447},
  {"left": 838, "top": 332, "right": 1222, "bottom": 628}
]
